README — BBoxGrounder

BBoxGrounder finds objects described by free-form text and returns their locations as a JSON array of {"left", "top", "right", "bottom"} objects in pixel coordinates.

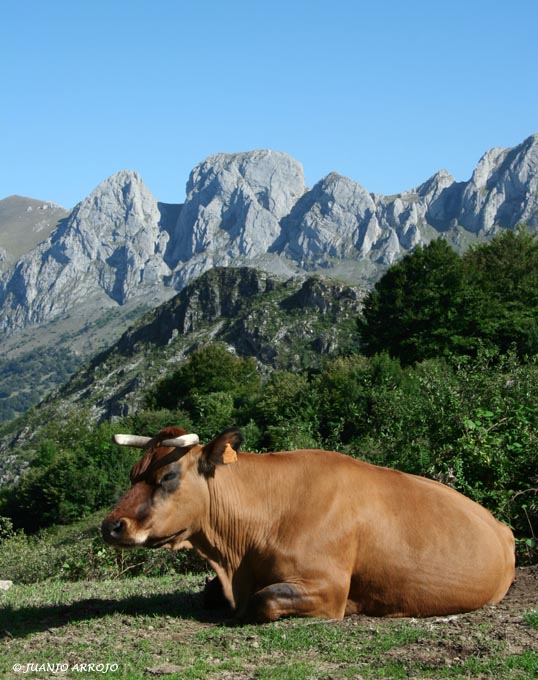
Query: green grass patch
[
  {"left": 523, "top": 609, "right": 538, "bottom": 628},
  {"left": 0, "top": 512, "right": 205, "bottom": 584}
]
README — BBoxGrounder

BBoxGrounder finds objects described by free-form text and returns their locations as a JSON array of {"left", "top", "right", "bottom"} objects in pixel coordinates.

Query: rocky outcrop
[
  {"left": 58, "top": 267, "right": 364, "bottom": 423},
  {"left": 458, "top": 134, "right": 538, "bottom": 232},
  {"left": 167, "top": 150, "right": 306, "bottom": 289},
  {"left": 274, "top": 173, "right": 380, "bottom": 265},
  {"left": 113, "top": 267, "right": 282, "bottom": 354},
  {"left": 170, "top": 150, "right": 306, "bottom": 263}
]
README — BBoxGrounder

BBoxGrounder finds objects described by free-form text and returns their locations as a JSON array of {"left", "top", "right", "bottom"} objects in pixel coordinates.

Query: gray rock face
[
  {"left": 171, "top": 150, "right": 306, "bottom": 264},
  {"left": 459, "top": 134, "right": 538, "bottom": 232},
  {"left": 274, "top": 135, "right": 538, "bottom": 266},
  {"left": 0, "top": 171, "right": 172, "bottom": 331},
  {"left": 274, "top": 169, "right": 454, "bottom": 266},
  {"left": 1, "top": 136, "right": 538, "bottom": 337},
  {"left": 114, "top": 266, "right": 282, "bottom": 354},
  {"left": 274, "top": 173, "right": 380, "bottom": 264}
]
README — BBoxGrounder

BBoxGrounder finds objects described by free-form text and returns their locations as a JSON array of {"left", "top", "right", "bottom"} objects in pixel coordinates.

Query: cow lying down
[{"left": 102, "top": 426, "right": 515, "bottom": 622}]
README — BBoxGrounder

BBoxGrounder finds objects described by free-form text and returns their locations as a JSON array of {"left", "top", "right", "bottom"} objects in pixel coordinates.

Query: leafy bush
[
  {"left": 0, "top": 515, "right": 17, "bottom": 541},
  {"left": 0, "top": 419, "right": 138, "bottom": 532},
  {"left": 148, "top": 343, "right": 261, "bottom": 413}
]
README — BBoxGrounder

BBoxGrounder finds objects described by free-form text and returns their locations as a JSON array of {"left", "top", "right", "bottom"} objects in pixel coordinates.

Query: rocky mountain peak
[
  {"left": 416, "top": 169, "right": 456, "bottom": 200},
  {"left": 60, "top": 170, "right": 165, "bottom": 255},
  {"left": 170, "top": 149, "right": 306, "bottom": 265},
  {"left": 0, "top": 170, "right": 173, "bottom": 331},
  {"left": 273, "top": 171, "right": 379, "bottom": 266},
  {"left": 460, "top": 134, "right": 538, "bottom": 232}
]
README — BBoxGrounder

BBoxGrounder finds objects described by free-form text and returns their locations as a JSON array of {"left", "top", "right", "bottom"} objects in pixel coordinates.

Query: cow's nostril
[
  {"left": 110, "top": 519, "right": 125, "bottom": 536},
  {"left": 102, "top": 518, "right": 126, "bottom": 540}
]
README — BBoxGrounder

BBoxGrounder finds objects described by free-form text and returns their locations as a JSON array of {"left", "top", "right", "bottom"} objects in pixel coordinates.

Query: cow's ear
[{"left": 199, "top": 427, "right": 243, "bottom": 476}]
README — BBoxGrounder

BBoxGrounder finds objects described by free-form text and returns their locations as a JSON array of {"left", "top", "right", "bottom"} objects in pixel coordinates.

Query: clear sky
[{"left": 3, "top": 0, "right": 537, "bottom": 209}]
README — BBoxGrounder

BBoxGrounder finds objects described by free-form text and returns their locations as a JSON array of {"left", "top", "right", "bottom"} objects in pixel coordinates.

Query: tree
[
  {"left": 462, "top": 226, "right": 538, "bottom": 357},
  {"left": 358, "top": 239, "right": 468, "bottom": 365},
  {"left": 148, "top": 343, "right": 261, "bottom": 415}
]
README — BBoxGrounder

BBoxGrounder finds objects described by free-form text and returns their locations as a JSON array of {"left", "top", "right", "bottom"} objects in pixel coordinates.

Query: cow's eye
[{"left": 162, "top": 471, "right": 178, "bottom": 483}]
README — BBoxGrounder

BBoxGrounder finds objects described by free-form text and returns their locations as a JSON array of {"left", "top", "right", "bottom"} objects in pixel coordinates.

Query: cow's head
[{"left": 101, "top": 426, "right": 242, "bottom": 549}]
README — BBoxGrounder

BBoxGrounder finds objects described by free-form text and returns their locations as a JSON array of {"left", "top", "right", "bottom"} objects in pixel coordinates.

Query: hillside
[{"left": 0, "top": 267, "right": 363, "bottom": 485}]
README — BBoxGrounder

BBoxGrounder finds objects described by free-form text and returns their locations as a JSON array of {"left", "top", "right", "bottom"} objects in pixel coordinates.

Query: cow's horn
[
  {"left": 161, "top": 433, "right": 200, "bottom": 448},
  {"left": 113, "top": 434, "right": 152, "bottom": 447}
]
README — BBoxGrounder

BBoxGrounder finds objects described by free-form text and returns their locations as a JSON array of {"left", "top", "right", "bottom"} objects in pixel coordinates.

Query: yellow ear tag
[{"left": 222, "top": 442, "right": 238, "bottom": 464}]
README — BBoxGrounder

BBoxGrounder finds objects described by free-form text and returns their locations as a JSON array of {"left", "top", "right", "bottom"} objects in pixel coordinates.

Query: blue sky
[{"left": 3, "top": 0, "right": 537, "bottom": 209}]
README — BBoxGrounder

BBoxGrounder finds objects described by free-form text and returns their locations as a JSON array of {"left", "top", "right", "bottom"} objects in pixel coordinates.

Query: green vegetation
[
  {"left": 359, "top": 227, "right": 538, "bottom": 364},
  {"left": 524, "top": 609, "right": 538, "bottom": 628},
  {"left": 0, "top": 346, "right": 81, "bottom": 422},
  {"left": 0, "top": 512, "right": 204, "bottom": 584}
]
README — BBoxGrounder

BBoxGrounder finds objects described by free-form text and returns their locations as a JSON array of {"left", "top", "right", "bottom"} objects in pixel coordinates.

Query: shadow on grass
[{"left": 1, "top": 588, "right": 226, "bottom": 639}]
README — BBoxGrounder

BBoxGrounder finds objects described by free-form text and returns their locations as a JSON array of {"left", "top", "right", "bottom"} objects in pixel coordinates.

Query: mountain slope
[
  {"left": 0, "top": 172, "right": 175, "bottom": 333},
  {"left": 0, "top": 267, "right": 363, "bottom": 485},
  {"left": 63, "top": 266, "right": 362, "bottom": 421},
  {"left": 0, "top": 196, "right": 67, "bottom": 272}
]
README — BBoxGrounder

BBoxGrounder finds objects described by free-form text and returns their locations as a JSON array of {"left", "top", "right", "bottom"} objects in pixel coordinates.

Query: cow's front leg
[{"left": 245, "top": 581, "right": 348, "bottom": 622}]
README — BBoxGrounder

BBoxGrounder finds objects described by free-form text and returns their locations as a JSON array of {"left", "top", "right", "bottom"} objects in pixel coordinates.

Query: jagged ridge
[{"left": 0, "top": 136, "right": 537, "bottom": 425}]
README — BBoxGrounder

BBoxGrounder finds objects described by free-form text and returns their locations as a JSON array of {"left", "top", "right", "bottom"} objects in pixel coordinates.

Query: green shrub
[
  {"left": 0, "top": 515, "right": 17, "bottom": 541},
  {"left": 148, "top": 343, "right": 261, "bottom": 413},
  {"left": 0, "top": 419, "right": 138, "bottom": 532}
]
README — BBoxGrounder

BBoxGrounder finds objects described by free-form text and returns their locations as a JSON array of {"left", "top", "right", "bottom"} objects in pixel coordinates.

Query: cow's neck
[{"left": 192, "top": 458, "right": 282, "bottom": 605}]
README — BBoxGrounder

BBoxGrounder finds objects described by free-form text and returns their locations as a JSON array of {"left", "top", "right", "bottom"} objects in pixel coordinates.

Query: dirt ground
[{"left": 347, "top": 565, "right": 538, "bottom": 670}]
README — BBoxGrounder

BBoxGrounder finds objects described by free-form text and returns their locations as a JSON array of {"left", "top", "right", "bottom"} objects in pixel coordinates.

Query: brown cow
[{"left": 101, "top": 426, "right": 515, "bottom": 622}]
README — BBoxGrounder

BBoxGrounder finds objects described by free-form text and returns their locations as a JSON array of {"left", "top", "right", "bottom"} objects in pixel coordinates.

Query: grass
[
  {"left": 1, "top": 575, "right": 537, "bottom": 680},
  {"left": 523, "top": 609, "right": 538, "bottom": 628}
]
